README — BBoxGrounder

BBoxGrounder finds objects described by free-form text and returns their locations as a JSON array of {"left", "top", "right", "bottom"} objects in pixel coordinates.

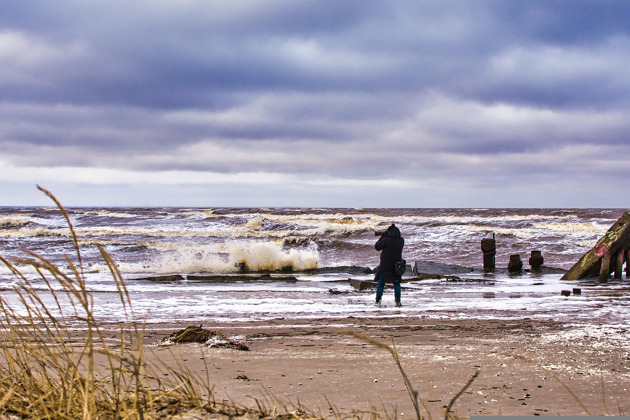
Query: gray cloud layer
[{"left": 1, "top": 0, "right": 629, "bottom": 207}]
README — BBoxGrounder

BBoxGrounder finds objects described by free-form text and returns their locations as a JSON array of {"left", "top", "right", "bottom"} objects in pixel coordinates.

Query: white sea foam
[
  {"left": 225, "top": 241, "right": 319, "bottom": 271},
  {"left": 0, "top": 226, "right": 69, "bottom": 238},
  {"left": 389, "top": 213, "right": 578, "bottom": 225},
  {"left": 0, "top": 213, "right": 33, "bottom": 226},
  {"left": 539, "top": 323, "right": 630, "bottom": 353},
  {"left": 245, "top": 217, "right": 264, "bottom": 229},
  {"left": 241, "top": 212, "right": 385, "bottom": 235},
  {"left": 465, "top": 225, "right": 538, "bottom": 239},
  {"left": 74, "top": 209, "right": 139, "bottom": 218},
  {"left": 530, "top": 221, "right": 610, "bottom": 237},
  {"left": 200, "top": 211, "right": 578, "bottom": 228},
  {"left": 465, "top": 220, "right": 609, "bottom": 240},
  {"left": 179, "top": 209, "right": 218, "bottom": 218}
]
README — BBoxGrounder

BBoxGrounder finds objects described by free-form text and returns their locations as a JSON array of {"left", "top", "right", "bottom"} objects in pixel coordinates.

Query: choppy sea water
[{"left": 1, "top": 207, "right": 629, "bottom": 327}]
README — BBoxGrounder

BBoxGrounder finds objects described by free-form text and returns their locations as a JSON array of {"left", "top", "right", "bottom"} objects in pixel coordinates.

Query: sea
[{"left": 1, "top": 207, "right": 629, "bottom": 330}]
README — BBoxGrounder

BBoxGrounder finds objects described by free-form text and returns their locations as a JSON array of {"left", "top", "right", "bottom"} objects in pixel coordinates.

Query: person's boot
[
  {"left": 395, "top": 300, "right": 402, "bottom": 307},
  {"left": 376, "top": 298, "right": 381, "bottom": 306}
]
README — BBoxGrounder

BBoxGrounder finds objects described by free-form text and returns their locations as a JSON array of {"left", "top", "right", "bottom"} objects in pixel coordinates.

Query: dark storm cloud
[
  {"left": 488, "top": 0, "right": 630, "bottom": 45},
  {"left": 1, "top": 1, "right": 389, "bottom": 107},
  {"left": 3, "top": 0, "right": 627, "bottom": 110},
  {"left": 1, "top": 0, "right": 630, "bottom": 206}
]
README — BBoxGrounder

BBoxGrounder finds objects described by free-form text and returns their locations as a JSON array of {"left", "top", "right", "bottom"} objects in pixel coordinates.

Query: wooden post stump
[
  {"left": 237, "top": 262, "right": 247, "bottom": 273},
  {"left": 614, "top": 250, "right": 624, "bottom": 279},
  {"left": 481, "top": 233, "right": 496, "bottom": 271},
  {"left": 508, "top": 254, "right": 523, "bottom": 273},
  {"left": 529, "top": 250, "right": 544, "bottom": 272},
  {"left": 599, "top": 252, "right": 611, "bottom": 283}
]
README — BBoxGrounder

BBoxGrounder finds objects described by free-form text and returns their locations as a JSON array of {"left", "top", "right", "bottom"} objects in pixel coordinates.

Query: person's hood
[{"left": 386, "top": 224, "right": 401, "bottom": 238}]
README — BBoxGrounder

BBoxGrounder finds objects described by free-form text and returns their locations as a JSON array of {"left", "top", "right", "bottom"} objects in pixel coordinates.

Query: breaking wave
[{"left": 89, "top": 240, "right": 320, "bottom": 274}]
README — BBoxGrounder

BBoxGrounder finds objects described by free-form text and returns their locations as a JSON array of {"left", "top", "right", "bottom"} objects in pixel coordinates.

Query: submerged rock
[
  {"left": 186, "top": 273, "right": 297, "bottom": 282},
  {"left": 129, "top": 274, "right": 185, "bottom": 282},
  {"left": 305, "top": 266, "right": 374, "bottom": 275},
  {"left": 348, "top": 278, "right": 377, "bottom": 291},
  {"left": 414, "top": 260, "right": 475, "bottom": 276}
]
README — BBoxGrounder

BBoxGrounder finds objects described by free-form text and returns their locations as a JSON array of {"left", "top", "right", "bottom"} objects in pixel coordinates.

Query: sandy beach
[{"left": 123, "top": 316, "right": 630, "bottom": 418}]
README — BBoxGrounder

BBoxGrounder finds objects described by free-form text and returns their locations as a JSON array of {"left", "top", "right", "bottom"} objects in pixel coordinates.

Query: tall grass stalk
[
  {"left": 343, "top": 331, "right": 426, "bottom": 420},
  {"left": 344, "top": 331, "right": 482, "bottom": 420}
]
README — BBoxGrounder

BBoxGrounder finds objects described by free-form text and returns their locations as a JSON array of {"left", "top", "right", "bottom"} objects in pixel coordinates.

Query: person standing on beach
[{"left": 375, "top": 223, "right": 404, "bottom": 307}]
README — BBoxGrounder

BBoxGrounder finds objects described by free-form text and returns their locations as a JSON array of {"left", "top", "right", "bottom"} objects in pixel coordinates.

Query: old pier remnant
[
  {"left": 562, "top": 211, "right": 630, "bottom": 282},
  {"left": 508, "top": 254, "right": 523, "bottom": 273},
  {"left": 481, "top": 232, "right": 496, "bottom": 271},
  {"left": 529, "top": 250, "right": 544, "bottom": 272}
]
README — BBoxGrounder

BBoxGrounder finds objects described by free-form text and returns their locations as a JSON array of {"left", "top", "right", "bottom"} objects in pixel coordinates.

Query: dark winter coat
[{"left": 375, "top": 224, "right": 404, "bottom": 283}]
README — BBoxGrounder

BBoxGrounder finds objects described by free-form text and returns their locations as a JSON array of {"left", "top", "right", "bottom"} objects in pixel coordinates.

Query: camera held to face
[{"left": 374, "top": 231, "right": 387, "bottom": 237}]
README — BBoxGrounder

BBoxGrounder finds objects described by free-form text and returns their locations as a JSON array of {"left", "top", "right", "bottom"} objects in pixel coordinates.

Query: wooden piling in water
[
  {"left": 508, "top": 254, "right": 523, "bottom": 273},
  {"left": 481, "top": 233, "right": 496, "bottom": 271},
  {"left": 529, "top": 250, "right": 544, "bottom": 272},
  {"left": 599, "top": 252, "right": 611, "bottom": 283},
  {"left": 614, "top": 249, "right": 624, "bottom": 279}
]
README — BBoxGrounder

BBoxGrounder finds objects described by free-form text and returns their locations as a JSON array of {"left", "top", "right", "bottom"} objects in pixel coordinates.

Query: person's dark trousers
[
  {"left": 376, "top": 273, "right": 402, "bottom": 303},
  {"left": 376, "top": 273, "right": 385, "bottom": 303},
  {"left": 394, "top": 281, "right": 401, "bottom": 302}
]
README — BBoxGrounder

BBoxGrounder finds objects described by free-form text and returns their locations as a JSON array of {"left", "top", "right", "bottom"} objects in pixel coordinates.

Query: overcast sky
[{"left": 1, "top": 1, "right": 629, "bottom": 208}]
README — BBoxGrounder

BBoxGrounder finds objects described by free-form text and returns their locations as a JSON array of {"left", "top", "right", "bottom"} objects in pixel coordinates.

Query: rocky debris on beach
[
  {"left": 328, "top": 288, "right": 351, "bottom": 294},
  {"left": 160, "top": 326, "right": 249, "bottom": 351}
]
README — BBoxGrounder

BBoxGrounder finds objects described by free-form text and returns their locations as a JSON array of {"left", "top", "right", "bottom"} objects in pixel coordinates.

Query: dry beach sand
[{"left": 109, "top": 315, "right": 630, "bottom": 418}]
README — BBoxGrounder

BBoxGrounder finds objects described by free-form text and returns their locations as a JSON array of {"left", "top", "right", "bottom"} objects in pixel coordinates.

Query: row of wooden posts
[
  {"left": 480, "top": 233, "right": 545, "bottom": 273},
  {"left": 598, "top": 248, "right": 630, "bottom": 282},
  {"left": 480, "top": 211, "right": 630, "bottom": 282}
]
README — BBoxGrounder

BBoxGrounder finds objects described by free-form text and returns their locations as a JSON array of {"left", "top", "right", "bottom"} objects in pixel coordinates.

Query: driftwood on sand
[{"left": 161, "top": 326, "right": 249, "bottom": 351}]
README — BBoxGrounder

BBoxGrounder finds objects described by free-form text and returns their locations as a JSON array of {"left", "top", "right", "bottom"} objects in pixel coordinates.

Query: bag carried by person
[{"left": 394, "top": 259, "right": 406, "bottom": 276}]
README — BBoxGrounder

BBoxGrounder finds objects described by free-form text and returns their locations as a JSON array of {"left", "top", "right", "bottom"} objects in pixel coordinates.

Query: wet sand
[{"left": 130, "top": 316, "right": 630, "bottom": 418}]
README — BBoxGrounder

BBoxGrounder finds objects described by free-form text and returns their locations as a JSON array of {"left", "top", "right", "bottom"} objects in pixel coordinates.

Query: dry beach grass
[{"left": 0, "top": 187, "right": 629, "bottom": 418}]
